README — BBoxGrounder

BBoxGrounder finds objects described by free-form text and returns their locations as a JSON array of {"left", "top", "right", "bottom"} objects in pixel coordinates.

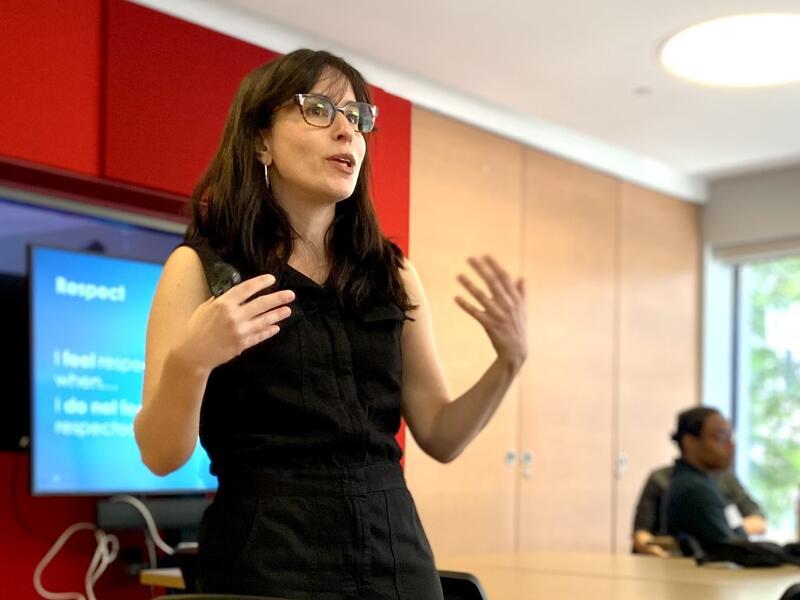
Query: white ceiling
[{"left": 136, "top": 0, "right": 800, "bottom": 201}]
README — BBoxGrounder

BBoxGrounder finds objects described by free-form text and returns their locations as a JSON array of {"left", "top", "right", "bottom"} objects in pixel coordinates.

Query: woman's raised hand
[
  {"left": 176, "top": 273, "right": 295, "bottom": 372},
  {"left": 455, "top": 256, "right": 527, "bottom": 372}
]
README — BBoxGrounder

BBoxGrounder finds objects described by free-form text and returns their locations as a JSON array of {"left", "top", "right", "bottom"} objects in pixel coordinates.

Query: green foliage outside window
[{"left": 744, "top": 256, "right": 800, "bottom": 536}]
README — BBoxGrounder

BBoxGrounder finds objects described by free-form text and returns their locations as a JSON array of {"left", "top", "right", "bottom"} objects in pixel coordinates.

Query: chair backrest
[
  {"left": 168, "top": 554, "right": 486, "bottom": 599},
  {"left": 439, "top": 570, "right": 489, "bottom": 600},
  {"left": 780, "top": 583, "right": 800, "bottom": 600},
  {"left": 152, "top": 595, "right": 289, "bottom": 600}
]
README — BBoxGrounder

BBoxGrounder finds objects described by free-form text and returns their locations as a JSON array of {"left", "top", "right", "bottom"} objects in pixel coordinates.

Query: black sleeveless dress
[{"left": 182, "top": 239, "right": 443, "bottom": 600}]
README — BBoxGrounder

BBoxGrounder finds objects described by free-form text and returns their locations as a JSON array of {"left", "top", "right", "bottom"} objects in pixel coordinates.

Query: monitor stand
[{"left": 96, "top": 495, "right": 211, "bottom": 534}]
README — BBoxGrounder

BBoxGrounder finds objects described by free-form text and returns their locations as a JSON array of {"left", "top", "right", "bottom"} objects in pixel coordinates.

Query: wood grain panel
[
  {"left": 518, "top": 149, "right": 618, "bottom": 552},
  {"left": 405, "top": 107, "right": 523, "bottom": 555},
  {"left": 614, "top": 182, "right": 700, "bottom": 551}
]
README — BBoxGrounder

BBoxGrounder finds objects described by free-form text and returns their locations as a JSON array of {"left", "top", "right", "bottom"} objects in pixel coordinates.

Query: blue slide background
[{"left": 31, "top": 246, "right": 216, "bottom": 495}]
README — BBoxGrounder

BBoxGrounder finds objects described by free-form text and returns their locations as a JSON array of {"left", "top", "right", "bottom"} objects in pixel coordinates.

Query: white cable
[
  {"left": 84, "top": 529, "right": 119, "bottom": 600},
  {"left": 109, "top": 495, "right": 175, "bottom": 555},
  {"left": 144, "top": 529, "right": 158, "bottom": 568},
  {"left": 33, "top": 522, "right": 93, "bottom": 600},
  {"left": 35, "top": 497, "right": 173, "bottom": 600},
  {"left": 32, "top": 522, "right": 117, "bottom": 600}
]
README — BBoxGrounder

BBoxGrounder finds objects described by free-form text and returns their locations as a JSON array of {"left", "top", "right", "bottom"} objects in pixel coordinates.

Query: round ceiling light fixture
[{"left": 660, "top": 13, "right": 800, "bottom": 87}]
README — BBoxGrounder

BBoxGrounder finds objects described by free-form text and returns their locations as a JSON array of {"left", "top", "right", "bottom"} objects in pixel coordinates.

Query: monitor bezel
[{"left": 9, "top": 191, "right": 214, "bottom": 497}]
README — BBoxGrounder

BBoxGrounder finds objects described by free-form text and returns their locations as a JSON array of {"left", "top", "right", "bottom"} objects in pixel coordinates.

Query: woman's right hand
[{"left": 174, "top": 273, "right": 295, "bottom": 372}]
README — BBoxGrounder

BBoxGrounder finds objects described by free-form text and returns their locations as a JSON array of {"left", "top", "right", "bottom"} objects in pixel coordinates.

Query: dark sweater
[
  {"left": 634, "top": 464, "right": 762, "bottom": 535},
  {"left": 665, "top": 458, "right": 748, "bottom": 550}
]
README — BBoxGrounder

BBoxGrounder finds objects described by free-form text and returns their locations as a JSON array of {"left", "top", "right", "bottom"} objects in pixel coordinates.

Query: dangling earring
[{"left": 264, "top": 163, "right": 271, "bottom": 192}]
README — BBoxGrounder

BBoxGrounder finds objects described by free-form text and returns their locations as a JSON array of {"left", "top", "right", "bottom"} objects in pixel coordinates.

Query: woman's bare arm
[
  {"left": 400, "top": 257, "right": 526, "bottom": 463},
  {"left": 134, "top": 246, "right": 292, "bottom": 475}
]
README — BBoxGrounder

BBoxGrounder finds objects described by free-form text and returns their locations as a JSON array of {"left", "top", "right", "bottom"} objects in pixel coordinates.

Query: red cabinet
[
  {"left": 103, "top": 0, "right": 274, "bottom": 196},
  {"left": 0, "top": 0, "right": 102, "bottom": 175},
  {"left": 369, "top": 86, "right": 412, "bottom": 255},
  {"left": 2, "top": 0, "right": 411, "bottom": 250}
]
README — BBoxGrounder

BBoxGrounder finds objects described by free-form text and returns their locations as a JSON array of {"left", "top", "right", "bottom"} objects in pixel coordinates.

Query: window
[{"left": 735, "top": 255, "right": 800, "bottom": 542}]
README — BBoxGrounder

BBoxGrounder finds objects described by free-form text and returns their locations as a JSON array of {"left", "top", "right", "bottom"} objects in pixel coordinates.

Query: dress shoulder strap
[{"left": 179, "top": 237, "right": 242, "bottom": 297}]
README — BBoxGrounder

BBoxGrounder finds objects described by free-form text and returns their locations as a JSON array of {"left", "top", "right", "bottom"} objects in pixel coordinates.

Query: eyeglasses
[
  {"left": 706, "top": 430, "right": 735, "bottom": 443},
  {"left": 294, "top": 93, "right": 378, "bottom": 133}
]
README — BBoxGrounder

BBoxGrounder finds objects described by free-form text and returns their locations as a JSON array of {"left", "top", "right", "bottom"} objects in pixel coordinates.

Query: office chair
[
  {"left": 154, "top": 573, "right": 489, "bottom": 600},
  {"left": 169, "top": 546, "right": 487, "bottom": 599},
  {"left": 439, "top": 570, "right": 489, "bottom": 600},
  {"left": 780, "top": 583, "right": 800, "bottom": 600},
  {"left": 153, "top": 596, "right": 288, "bottom": 600}
]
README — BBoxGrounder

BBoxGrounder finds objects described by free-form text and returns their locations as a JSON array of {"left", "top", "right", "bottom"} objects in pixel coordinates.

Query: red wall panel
[
  {"left": 104, "top": 0, "right": 275, "bottom": 195},
  {"left": 369, "top": 86, "right": 412, "bottom": 257},
  {"left": 366, "top": 86, "right": 412, "bottom": 455},
  {"left": 3, "top": 2, "right": 412, "bottom": 596},
  {"left": 0, "top": 0, "right": 102, "bottom": 175},
  {"left": 0, "top": 454, "right": 148, "bottom": 600}
]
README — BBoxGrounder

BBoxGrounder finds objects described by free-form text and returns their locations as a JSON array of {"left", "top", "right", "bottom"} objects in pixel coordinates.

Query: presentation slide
[{"left": 30, "top": 246, "right": 216, "bottom": 495}]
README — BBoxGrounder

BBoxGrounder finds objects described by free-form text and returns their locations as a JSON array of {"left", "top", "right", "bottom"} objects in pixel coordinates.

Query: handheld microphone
[{"left": 210, "top": 262, "right": 242, "bottom": 297}]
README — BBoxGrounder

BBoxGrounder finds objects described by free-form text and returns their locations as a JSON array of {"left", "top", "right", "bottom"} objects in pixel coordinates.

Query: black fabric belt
[{"left": 216, "top": 462, "right": 406, "bottom": 497}]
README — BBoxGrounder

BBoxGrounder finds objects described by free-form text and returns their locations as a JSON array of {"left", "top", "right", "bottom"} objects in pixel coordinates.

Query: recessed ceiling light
[{"left": 660, "top": 13, "right": 800, "bottom": 87}]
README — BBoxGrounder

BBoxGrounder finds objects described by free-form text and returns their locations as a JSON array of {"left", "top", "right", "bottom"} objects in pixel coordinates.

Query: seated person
[
  {"left": 632, "top": 415, "right": 765, "bottom": 556},
  {"left": 664, "top": 407, "right": 763, "bottom": 553}
]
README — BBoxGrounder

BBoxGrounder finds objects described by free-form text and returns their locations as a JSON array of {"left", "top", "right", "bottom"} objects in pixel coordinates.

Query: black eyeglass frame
[{"left": 293, "top": 93, "right": 379, "bottom": 133}]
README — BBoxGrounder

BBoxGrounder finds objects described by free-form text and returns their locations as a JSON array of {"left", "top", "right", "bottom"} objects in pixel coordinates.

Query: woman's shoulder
[
  {"left": 159, "top": 245, "right": 208, "bottom": 296},
  {"left": 396, "top": 256, "right": 424, "bottom": 302},
  {"left": 165, "top": 244, "right": 204, "bottom": 273}
]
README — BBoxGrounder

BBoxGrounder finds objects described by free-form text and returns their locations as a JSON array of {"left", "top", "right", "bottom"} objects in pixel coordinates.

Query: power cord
[
  {"left": 144, "top": 529, "right": 158, "bottom": 568},
  {"left": 32, "top": 522, "right": 119, "bottom": 600},
  {"left": 32, "top": 495, "right": 174, "bottom": 599},
  {"left": 10, "top": 452, "right": 59, "bottom": 543},
  {"left": 108, "top": 495, "right": 174, "bottom": 556}
]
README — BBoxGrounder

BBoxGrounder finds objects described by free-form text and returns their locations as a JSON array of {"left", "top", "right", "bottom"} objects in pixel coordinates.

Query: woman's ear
[{"left": 256, "top": 131, "right": 272, "bottom": 166}]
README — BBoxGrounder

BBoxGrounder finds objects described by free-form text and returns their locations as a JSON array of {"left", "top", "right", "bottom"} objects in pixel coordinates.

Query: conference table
[
  {"left": 437, "top": 552, "right": 800, "bottom": 599},
  {"left": 140, "top": 551, "right": 800, "bottom": 599}
]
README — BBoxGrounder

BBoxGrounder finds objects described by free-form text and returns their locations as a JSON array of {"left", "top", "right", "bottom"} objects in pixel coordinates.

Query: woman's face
[{"left": 262, "top": 69, "right": 367, "bottom": 206}]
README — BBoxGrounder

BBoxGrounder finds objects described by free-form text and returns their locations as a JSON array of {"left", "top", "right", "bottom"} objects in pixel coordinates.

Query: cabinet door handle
[
  {"left": 504, "top": 449, "right": 518, "bottom": 466},
  {"left": 521, "top": 450, "right": 534, "bottom": 480},
  {"left": 616, "top": 452, "right": 630, "bottom": 479}
]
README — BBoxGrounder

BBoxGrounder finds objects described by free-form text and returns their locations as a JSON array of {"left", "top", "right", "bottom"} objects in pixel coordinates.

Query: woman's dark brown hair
[{"left": 185, "top": 49, "right": 411, "bottom": 313}]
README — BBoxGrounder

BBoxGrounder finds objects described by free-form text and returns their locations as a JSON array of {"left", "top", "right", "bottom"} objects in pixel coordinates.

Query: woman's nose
[{"left": 331, "top": 112, "right": 354, "bottom": 141}]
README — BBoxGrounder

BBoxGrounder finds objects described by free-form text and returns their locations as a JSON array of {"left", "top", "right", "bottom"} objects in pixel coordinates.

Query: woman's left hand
[{"left": 455, "top": 255, "right": 528, "bottom": 372}]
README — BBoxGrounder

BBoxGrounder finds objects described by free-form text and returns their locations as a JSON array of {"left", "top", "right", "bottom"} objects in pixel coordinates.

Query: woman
[{"left": 135, "top": 49, "right": 527, "bottom": 599}]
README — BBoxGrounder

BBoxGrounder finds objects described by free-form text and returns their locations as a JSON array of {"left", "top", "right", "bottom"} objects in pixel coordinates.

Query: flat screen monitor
[{"left": 25, "top": 236, "right": 216, "bottom": 495}]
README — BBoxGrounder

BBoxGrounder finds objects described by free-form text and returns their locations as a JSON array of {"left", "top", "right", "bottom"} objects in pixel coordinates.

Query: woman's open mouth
[{"left": 327, "top": 154, "right": 356, "bottom": 174}]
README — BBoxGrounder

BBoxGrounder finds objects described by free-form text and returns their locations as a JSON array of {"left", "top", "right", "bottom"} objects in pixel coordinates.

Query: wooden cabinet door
[
  {"left": 613, "top": 183, "right": 700, "bottom": 551},
  {"left": 405, "top": 107, "right": 523, "bottom": 556},
  {"left": 517, "top": 149, "right": 618, "bottom": 552}
]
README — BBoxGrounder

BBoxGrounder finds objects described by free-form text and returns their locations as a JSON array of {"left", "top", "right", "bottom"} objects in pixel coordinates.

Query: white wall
[
  {"left": 704, "top": 164, "right": 800, "bottom": 251},
  {"left": 701, "top": 163, "right": 800, "bottom": 417}
]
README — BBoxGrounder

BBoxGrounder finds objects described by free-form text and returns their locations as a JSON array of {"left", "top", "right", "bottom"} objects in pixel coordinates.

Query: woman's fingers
[
  {"left": 247, "top": 305, "right": 293, "bottom": 332},
  {"left": 482, "top": 255, "right": 522, "bottom": 303},
  {"left": 467, "top": 256, "right": 515, "bottom": 310},
  {"left": 455, "top": 256, "right": 528, "bottom": 369},
  {"left": 454, "top": 295, "right": 491, "bottom": 327},
  {"left": 456, "top": 274, "right": 503, "bottom": 318},
  {"left": 238, "top": 306, "right": 293, "bottom": 352},
  {"left": 240, "top": 288, "right": 295, "bottom": 320},
  {"left": 222, "top": 273, "right": 277, "bottom": 305},
  {"left": 242, "top": 324, "right": 281, "bottom": 350}
]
